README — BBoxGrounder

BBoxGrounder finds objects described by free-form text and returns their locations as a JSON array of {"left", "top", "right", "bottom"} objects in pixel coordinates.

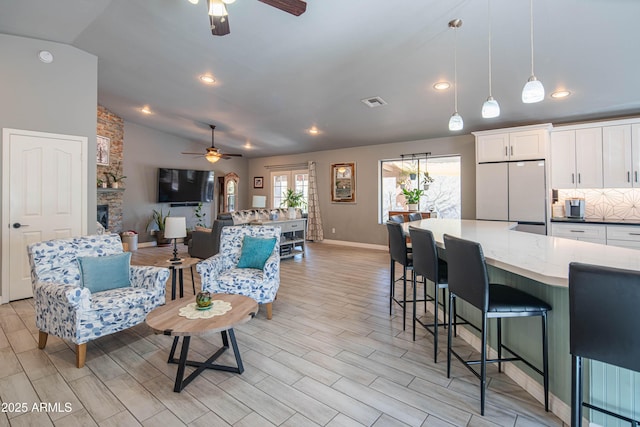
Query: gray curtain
[{"left": 306, "top": 161, "right": 324, "bottom": 241}]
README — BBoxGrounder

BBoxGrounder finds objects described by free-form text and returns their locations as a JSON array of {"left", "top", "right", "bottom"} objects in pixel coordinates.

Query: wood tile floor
[{"left": 0, "top": 243, "right": 564, "bottom": 426}]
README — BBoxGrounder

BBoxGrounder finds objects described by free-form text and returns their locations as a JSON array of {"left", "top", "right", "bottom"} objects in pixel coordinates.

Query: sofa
[{"left": 188, "top": 208, "right": 304, "bottom": 259}]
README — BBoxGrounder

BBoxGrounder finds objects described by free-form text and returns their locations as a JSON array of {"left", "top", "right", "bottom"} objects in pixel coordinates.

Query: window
[
  {"left": 380, "top": 155, "right": 461, "bottom": 222},
  {"left": 271, "top": 169, "right": 309, "bottom": 210}
]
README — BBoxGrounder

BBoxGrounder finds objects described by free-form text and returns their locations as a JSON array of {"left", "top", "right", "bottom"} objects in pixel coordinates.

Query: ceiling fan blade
[
  {"left": 223, "top": 153, "right": 243, "bottom": 157},
  {"left": 210, "top": 14, "right": 230, "bottom": 36},
  {"left": 258, "top": 0, "right": 306, "bottom": 16},
  {"left": 181, "top": 152, "right": 206, "bottom": 155}
]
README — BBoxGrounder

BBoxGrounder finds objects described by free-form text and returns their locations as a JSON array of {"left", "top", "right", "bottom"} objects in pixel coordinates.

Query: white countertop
[{"left": 403, "top": 219, "right": 640, "bottom": 287}]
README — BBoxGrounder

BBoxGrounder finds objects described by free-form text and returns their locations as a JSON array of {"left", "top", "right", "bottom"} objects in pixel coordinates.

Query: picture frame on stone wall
[{"left": 97, "top": 135, "right": 110, "bottom": 165}]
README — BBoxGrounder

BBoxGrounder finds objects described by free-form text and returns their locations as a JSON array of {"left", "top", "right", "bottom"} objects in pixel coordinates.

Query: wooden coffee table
[{"left": 145, "top": 293, "right": 258, "bottom": 392}]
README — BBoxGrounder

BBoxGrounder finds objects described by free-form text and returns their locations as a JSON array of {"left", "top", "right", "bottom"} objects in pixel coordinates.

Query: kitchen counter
[
  {"left": 551, "top": 217, "right": 640, "bottom": 225},
  {"left": 404, "top": 219, "right": 640, "bottom": 287},
  {"left": 403, "top": 218, "right": 640, "bottom": 419}
]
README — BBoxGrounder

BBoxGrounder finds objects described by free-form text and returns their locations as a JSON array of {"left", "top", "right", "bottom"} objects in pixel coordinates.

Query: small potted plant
[
  {"left": 421, "top": 172, "right": 434, "bottom": 190},
  {"left": 281, "top": 189, "right": 306, "bottom": 219},
  {"left": 97, "top": 177, "right": 107, "bottom": 188},
  {"left": 402, "top": 188, "right": 424, "bottom": 211},
  {"left": 147, "top": 208, "right": 171, "bottom": 246}
]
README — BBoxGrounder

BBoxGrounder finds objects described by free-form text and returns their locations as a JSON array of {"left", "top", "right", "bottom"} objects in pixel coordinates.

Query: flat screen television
[{"left": 157, "top": 168, "right": 214, "bottom": 203}]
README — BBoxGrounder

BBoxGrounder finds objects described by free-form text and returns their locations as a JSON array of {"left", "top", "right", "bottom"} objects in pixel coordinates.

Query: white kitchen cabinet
[
  {"left": 550, "top": 127, "right": 603, "bottom": 188},
  {"left": 474, "top": 124, "right": 550, "bottom": 163},
  {"left": 550, "top": 223, "right": 606, "bottom": 245},
  {"left": 605, "top": 225, "right": 640, "bottom": 249},
  {"left": 603, "top": 125, "right": 634, "bottom": 187}
]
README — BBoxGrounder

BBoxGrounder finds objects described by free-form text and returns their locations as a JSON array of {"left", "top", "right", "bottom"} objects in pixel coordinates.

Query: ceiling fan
[
  {"left": 181, "top": 125, "right": 242, "bottom": 163},
  {"left": 206, "top": 0, "right": 307, "bottom": 36}
]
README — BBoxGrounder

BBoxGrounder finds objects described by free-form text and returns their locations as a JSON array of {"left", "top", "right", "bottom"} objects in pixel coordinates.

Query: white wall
[
  {"left": 122, "top": 122, "right": 247, "bottom": 243},
  {"left": 248, "top": 134, "right": 476, "bottom": 246}
]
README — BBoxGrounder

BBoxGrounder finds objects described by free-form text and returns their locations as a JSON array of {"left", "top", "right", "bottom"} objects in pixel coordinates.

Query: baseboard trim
[{"left": 318, "top": 239, "right": 387, "bottom": 251}]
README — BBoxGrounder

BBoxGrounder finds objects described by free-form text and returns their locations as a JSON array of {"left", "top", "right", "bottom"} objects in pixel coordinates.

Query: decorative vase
[
  {"left": 101, "top": 182, "right": 107, "bottom": 189},
  {"left": 196, "top": 291, "right": 212, "bottom": 308},
  {"left": 288, "top": 207, "right": 296, "bottom": 219},
  {"left": 408, "top": 203, "right": 418, "bottom": 211},
  {"left": 111, "top": 182, "right": 119, "bottom": 189}
]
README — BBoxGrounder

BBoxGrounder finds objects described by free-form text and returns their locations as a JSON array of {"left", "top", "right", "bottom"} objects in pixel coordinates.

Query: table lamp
[
  {"left": 252, "top": 195, "right": 267, "bottom": 220},
  {"left": 164, "top": 216, "right": 186, "bottom": 264}
]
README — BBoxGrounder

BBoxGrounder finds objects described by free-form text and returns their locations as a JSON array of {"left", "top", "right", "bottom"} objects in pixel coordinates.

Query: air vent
[{"left": 361, "top": 96, "right": 387, "bottom": 108}]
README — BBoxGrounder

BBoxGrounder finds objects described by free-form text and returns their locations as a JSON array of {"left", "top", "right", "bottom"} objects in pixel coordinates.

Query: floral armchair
[
  {"left": 27, "top": 234, "right": 169, "bottom": 368},
  {"left": 197, "top": 226, "right": 280, "bottom": 319}
]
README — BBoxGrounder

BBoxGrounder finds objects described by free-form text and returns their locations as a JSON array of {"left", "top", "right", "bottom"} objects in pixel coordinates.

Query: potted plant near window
[
  {"left": 147, "top": 208, "right": 171, "bottom": 246},
  {"left": 421, "top": 172, "right": 434, "bottom": 190},
  {"left": 402, "top": 188, "right": 424, "bottom": 211},
  {"left": 281, "top": 189, "right": 306, "bottom": 219}
]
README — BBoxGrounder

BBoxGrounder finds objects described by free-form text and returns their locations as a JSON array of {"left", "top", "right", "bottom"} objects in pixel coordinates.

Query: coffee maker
[{"left": 565, "top": 198, "right": 585, "bottom": 219}]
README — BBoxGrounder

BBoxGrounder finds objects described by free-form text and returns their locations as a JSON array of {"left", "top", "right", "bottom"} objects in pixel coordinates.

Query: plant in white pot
[
  {"left": 402, "top": 188, "right": 424, "bottom": 211},
  {"left": 281, "top": 189, "right": 306, "bottom": 219}
]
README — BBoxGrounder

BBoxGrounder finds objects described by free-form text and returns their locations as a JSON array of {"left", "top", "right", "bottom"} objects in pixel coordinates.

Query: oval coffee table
[{"left": 146, "top": 293, "right": 258, "bottom": 392}]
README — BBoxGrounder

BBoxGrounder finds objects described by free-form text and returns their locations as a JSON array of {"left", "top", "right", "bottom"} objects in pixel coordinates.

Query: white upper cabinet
[
  {"left": 602, "top": 124, "right": 639, "bottom": 188},
  {"left": 474, "top": 124, "right": 551, "bottom": 163},
  {"left": 476, "top": 133, "right": 509, "bottom": 162},
  {"left": 551, "top": 127, "right": 603, "bottom": 188}
]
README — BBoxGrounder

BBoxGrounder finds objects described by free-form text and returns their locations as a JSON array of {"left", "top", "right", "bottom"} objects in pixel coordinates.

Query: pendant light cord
[
  {"left": 529, "top": 0, "right": 535, "bottom": 76},
  {"left": 454, "top": 27, "right": 458, "bottom": 112},
  {"left": 488, "top": 0, "right": 493, "bottom": 97}
]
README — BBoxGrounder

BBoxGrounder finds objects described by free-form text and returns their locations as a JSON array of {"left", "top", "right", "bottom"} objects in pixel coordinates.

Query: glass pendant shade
[
  {"left": 481, "top": 96, "right": 500, "bottom": 118},
  {"left": 522, "top": 75, "right": 545, "bottom": 103},
  {"left": 448, "top": 112, "right": 464, "bottom": 131}
]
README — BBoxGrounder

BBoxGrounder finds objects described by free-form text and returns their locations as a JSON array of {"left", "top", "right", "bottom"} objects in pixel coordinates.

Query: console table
[{"left": 251, "top": 218, "right": 307, "bottom": 259}]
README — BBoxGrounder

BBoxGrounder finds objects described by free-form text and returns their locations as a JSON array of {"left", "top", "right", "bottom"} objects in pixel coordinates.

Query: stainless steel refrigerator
[{"left": 476, "top": 160, "right": 547, "bottom": 234}]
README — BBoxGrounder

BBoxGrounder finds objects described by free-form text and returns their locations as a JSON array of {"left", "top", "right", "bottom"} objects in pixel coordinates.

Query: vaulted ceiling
[{"left": 1, "top": 0, "right": 639, "bottom": 157}]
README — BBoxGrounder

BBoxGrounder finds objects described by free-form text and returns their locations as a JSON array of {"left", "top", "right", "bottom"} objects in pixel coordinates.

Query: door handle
[
  {"left": 628, "top": 171, "right": 631, "bottom": 182},
  {"left": 12, "top": 222, "right": 28, "bottom": 229},
  {"left": 504, "top": 146, "right": 508, "bottom": 157},
  {"left": 569, "top": 230, "right": 585, "bottom": 233},
  {"left": 510, "top": 146, "right": 513, "bottom": 156},
  {"left": 635, "top": 171, "right": 638, "bottom": 183},
  {"left": 571, "top": 173, "right": 575, "bottom": 184},
  {"left": 578, "top": 173, "right": 581, "bottom": 184}
]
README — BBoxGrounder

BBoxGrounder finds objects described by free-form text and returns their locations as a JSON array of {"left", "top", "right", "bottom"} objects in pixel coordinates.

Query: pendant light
[
  {"left": 521, "top": 0, "right": 544, "bottom": 103},
  {"left": 448, "top": 19, "right": 463, "bottom": 131},
  {"left": 482, "top": 0, "right": 500, "bottom": 118}
]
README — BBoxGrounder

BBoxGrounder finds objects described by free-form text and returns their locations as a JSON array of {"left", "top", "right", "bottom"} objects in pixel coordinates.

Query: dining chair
[
  {"left": 569, "top": 262, "right": 640, "bottom": 427},
  {"left": 443, "top": 233, "right": 551, "bottom": 415},
  {"left": 408, "top": 212, "right": 422, "bottom": 221},
  {"left": 389, "top": 214, "right": 405, "bottom": 223}
]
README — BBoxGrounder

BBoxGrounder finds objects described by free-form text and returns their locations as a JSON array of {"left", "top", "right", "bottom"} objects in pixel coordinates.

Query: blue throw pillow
[
  {"left": 77, "top": 252, "right": 131, "bottom": 293},
  {"left": 237, "top": 236, "right": 277, "bottom": 270}
]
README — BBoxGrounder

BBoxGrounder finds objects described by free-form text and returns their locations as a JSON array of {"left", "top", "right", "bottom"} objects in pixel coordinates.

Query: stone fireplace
[{"left": 97, "top": 105, "right": 124, "bottom": 233}]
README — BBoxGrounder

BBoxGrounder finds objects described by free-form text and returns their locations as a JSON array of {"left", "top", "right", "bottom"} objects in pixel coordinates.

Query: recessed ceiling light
[
  {"left": 433, "top": 81, "right": 450, "bottom": 91},
  {"left": 38, "top": 50, "right": 54, "bottom": 63},
  {"left": 140, "top": 106, "right": 152, "bottom": 114},
  {"left": 199, "top": 74, "right": 215, "bottom": 84},
  {"left": 244, "top": 142, "right": 252, "bottom": 149},
  {"left": 551, "top": 90, "right": 571, "bottom": 99},
  {"left": 308, "top": 127, "right": 319, "bottom": 135},
  {"left": 188, "top": 0, "right": 199, "bottom": 4}
]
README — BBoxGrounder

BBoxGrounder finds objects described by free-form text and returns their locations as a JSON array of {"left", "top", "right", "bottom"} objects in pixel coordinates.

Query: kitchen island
[{"left": 403, "top": 219, "right": 640, "bottom": 425}]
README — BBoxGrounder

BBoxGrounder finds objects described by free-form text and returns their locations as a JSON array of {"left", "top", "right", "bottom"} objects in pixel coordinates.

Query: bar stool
[
  {"left": 443, "top": 234, "right": 551, "bottom": 416},
  {"left": 409, "top": 226, "right": 450, "bottom": 361},
  {"left": 569, "top": 262, "right": 640, "bottom": 427},
  {"left": 386, "top": 221, "right": 417, "bottom": 331}
]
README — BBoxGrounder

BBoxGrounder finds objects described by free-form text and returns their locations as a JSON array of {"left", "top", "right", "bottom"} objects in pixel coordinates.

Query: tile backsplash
[{"left": 557, "top": 189, "right": 640, "bottom": 220}]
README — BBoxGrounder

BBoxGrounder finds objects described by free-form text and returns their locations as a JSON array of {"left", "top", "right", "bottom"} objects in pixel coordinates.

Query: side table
[
  {"left": 145, "top": 294, "right": 258, "bottom": 392},
  {"left": 155, "top": 257, "right": 201, "bottom": 300}
]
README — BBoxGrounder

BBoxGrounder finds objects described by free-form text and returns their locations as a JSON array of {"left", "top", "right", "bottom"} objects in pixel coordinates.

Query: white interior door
[{"left": 2, "top": 129, "right": 87, "bottom": 302}]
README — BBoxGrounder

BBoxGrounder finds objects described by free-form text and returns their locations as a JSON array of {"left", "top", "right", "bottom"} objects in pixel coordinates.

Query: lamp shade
[
  {"left": 252, "top": 195, "right": 267, "bottom": 208},
  {"left": 481, "top": 96, "right": 500, "bottom": 118},
  {"left": 164, "top": 217, "right": 186, "bottom": 239}
]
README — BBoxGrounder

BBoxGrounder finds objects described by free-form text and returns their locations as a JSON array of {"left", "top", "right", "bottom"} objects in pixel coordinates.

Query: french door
[{"left": 271, "top": 169, "right": 309, "bottom": 210}]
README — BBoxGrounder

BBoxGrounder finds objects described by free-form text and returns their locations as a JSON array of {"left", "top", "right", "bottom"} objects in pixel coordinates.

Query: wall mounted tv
[{"left": 157, "top": 168, "right": 214, "bottom": 204}]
